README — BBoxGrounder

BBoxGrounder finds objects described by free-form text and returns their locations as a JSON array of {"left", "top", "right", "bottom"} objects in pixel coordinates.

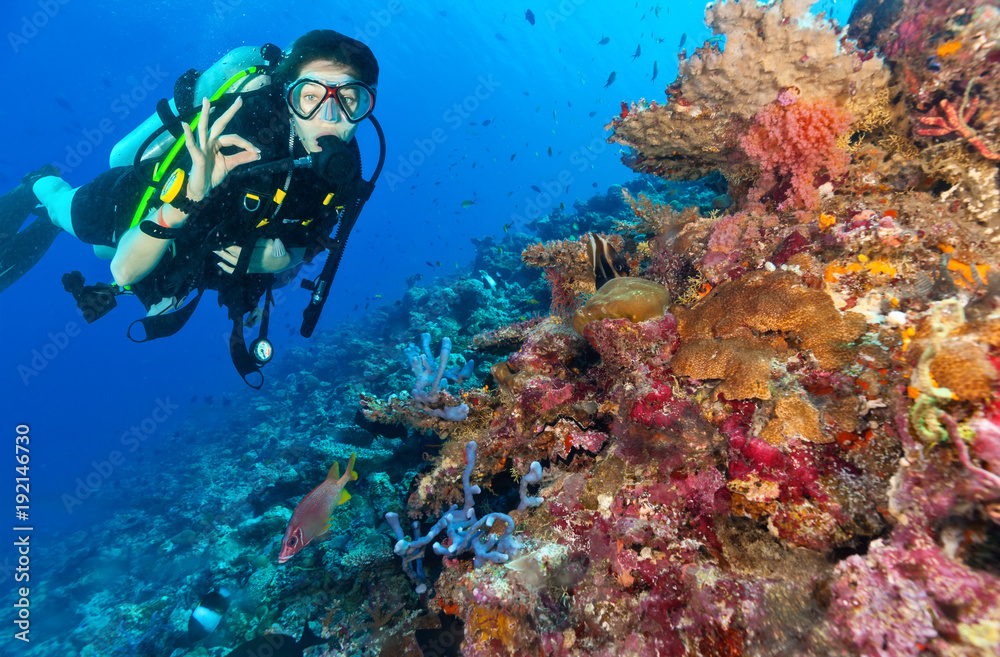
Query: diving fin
[
  {"left": 0, "top": 215, "right": 62, "bottom": 293},
  {"left": 0, "top": 164, "right": 60, "bottom": 238}
]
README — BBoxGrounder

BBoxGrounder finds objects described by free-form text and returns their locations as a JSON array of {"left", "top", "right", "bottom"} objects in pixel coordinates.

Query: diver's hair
[{"left": 274, "top": 29, "right": 379, "bottom": 91}]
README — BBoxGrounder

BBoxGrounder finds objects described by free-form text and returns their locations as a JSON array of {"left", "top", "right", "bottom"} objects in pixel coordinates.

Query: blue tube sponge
[
  {"left": 404, "top": 333, "right": 472, "bottom": 421},
  {"left": 385, "top": 441, "right": 532, "bottom": 593}
]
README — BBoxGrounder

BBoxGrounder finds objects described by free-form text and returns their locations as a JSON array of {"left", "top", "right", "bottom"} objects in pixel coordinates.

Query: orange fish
[{"left": 278, "top": 453, "right": 358, "bottom": 563}]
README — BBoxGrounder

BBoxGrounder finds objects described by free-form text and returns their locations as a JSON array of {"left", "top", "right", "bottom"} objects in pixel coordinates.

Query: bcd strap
[
  {"left": 154, "top": 98, "right": 184, "bottom": 140},
  {"left": 228, "top": 288, "right": 273, "bottom": 390},
  {"left": 126, "top": 288, "right": 205, "bottom": 342}
]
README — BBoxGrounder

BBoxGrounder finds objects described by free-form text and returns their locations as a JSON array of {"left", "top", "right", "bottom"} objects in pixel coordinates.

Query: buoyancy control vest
[{"left": 67, "top": 43, "right": 386, "bottom": 388}]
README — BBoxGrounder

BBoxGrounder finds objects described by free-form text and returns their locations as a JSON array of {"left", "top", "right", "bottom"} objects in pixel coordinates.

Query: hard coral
[
  {"left": 572, "top": 277, "right": 671, "bottom": 335},
  {"left": 670, "top": 336, "right": 780, "bottom": 401},
  {"left": 683, "top": 0, "right": 889, "bottom": 119},
  {"left": 740, "top": 98, "right": 853, "bottom": 211},
  {"left": 760, "top": 395, "right": 830, "bottom": 445},
  {"left": 673, "top": 271, "right": 867, "bottom": 370}
]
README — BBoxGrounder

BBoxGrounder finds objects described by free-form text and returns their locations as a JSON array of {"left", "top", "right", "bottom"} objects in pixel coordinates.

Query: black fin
[
  {"left": 0, "top": 217, "right": 61, "bottom": 294},
  {"left": 297, "top": 621, "right": 328, "bottom": 650},
  {"left": 0, "top": 164, "right": 58, "bottom": 237}
]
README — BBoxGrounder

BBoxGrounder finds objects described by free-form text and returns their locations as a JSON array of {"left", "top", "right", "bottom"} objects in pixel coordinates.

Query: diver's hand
[
  {"left": 214, "top": 239, "right": 295, "bottom": 274},
  {"left": 182, "top": 97, "right": 261, "bottom": 204},
  {"left": 214, "top": 245, "right": 241, "bottom": 275}
]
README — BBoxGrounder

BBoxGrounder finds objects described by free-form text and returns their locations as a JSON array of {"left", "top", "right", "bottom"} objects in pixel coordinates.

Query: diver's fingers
[
  {"left": 217, "top": 134, "right": 261, "bottom": 167},
  {"left": 214, "top": 246, "right": 241, "bottom": 266},
  {"left": 197, "top": 97, "right": 211, "bottom": 149},
  {"left": 208, "top": 96, "right": 243, "bottom": 142},
  {"left": 181, "top": 122, "right": 205, "bottom": 168}
]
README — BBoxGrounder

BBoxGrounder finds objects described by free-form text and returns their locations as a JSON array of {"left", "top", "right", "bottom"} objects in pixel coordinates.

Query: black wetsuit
[{"left": 70, "top": 84, "right": 358, "bottom": 313}]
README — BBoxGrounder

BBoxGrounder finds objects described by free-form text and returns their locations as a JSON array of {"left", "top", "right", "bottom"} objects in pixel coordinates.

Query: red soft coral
[{"left": 740, "top": 98, "right": 853, "bottom": 211}]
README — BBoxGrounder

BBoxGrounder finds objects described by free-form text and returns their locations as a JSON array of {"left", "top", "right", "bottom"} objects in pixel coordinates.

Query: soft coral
[{"left": 740, "top": 98, "right": 853, "bottom": 211}]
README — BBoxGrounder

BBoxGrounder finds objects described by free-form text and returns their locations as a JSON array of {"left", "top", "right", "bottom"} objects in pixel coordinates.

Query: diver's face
[{"left": 289, "top": 61, "right": 371, "bottom": 152}]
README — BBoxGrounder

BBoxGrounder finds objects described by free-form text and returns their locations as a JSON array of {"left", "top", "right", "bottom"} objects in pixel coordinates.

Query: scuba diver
[{"left": 0, "top": 30, "right": 386, "bottom": 387}]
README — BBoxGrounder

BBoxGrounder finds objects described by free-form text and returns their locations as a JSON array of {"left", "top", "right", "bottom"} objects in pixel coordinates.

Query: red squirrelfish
[{"left": 278, "top": 453, "right": 357, "bottom": 563}]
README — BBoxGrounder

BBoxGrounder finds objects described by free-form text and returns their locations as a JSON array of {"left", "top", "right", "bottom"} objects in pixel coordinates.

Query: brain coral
[{"left": 572, "top": 277, "right": 671, "bottom": 335}]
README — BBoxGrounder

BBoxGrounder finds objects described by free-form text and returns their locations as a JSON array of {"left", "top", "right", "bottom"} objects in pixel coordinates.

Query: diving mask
[{"left": 286, "top": 78, "right": 375, "bottom": 123}]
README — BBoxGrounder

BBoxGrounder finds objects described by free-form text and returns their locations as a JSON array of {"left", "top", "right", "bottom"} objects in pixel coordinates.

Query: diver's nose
[{"left": 320, "top": 97, "right": 341, "bottom": 122}]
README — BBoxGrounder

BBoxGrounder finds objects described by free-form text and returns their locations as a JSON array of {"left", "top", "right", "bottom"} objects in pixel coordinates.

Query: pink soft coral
[{"left": 740, "top": 98, "right": 852, "bottom": 211}]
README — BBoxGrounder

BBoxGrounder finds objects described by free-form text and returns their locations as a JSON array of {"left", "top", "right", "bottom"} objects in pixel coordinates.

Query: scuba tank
[{"left": 109, "top": 45, "right": 282, "bottom": 169}]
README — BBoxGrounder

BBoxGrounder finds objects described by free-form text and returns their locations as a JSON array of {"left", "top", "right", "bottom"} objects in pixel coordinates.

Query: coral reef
[{"left": 14, "top": 1, "right": 1000, "bottom": 656}]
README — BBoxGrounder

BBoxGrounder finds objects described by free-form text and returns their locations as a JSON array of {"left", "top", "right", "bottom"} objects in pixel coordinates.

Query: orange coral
[
  {"left": 673, "top": 271, "right": 867, "bottom": 370},
  {"left": 916, "top": 317, "right": 1000, "bottom": 402},
  {"left": 670, "top": 336, "right": 780, "bottom": 400},
  {"left": 760, "top": 395, "right": 831, "bottom": 446}
]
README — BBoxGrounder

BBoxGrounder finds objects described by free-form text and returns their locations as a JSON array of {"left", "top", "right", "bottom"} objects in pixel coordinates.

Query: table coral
[{"left": 683, "top": 0, "right": 889, "bottom": 119}]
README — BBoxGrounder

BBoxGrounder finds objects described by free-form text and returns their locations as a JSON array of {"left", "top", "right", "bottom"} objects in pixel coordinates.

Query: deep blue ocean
[{"left": 0, "top": 0, "right": 851, "bottom": 648}]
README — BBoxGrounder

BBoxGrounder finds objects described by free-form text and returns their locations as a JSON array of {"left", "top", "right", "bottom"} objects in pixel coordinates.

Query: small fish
[
  {"left": 482, "top": 119, "right": 492, "bottom": 126},
  {"left": 495, "top": 33, "right": 506, "bottom": 42},
  {"left": 426, "top": 261, "right": 436, "bottom": 267},
  {"left": 632, "top": 44, "right": 641, "bottom": 60},
  {"left": 559, "top": 202, "right": 565, "bottom": 210},
  {"left": 510, "top": 153, "right": 517, "bottom": 161},
  {"left": 586, "top": 233, "right": 631, "bottom": 289},
  {"left": 527, "top": 299, "right": 541, "bottom": 305},
  {"left": 224, "top": 621, "right": 328, "bottom": 657},
  {"left": 548, "top": 146, "right": 553, "bottom": 156},
  {"left": 461, "top": 199, "right": 477, "bottom": 209},
  {"left": 503, "top": 223, "right": 512, "bottom": 233},
  {"left": 589, "top": 110, "right": 597, "bottom": 117},
  {"left": 603, "top": 71, "right": 617, "bottom": 88},
  {"left": 278, "top": 454, "right": 358, "bottom": 563},
  {"left": 679, "top": 33, "right": 686, "bottom": 48},
  {"left": 531, "top": 185, "right": 542, "bottom": 193},
  {"left": 189, "top": 588, "right": 231, "bottom": 641},
  {"left": 525, "top": 9, "right": 535, "bottom": 25},
  {"left": 598, "top": 36, "right": 610, "bottom": 45},
  {"left": 54, "top": 96, "right": 73, "bottom": 112},
  {"left": 651, "top": 60, "right": 659, "bottom": 82}
]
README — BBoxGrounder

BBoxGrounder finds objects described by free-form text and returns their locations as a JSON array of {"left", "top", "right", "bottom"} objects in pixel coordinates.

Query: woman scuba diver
[{"left": 0, "top": 29, "right": 385, "bottom": 386}]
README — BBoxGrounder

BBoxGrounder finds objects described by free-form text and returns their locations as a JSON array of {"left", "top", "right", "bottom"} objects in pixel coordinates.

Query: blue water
[{"left": 0, "top": 0, "right": 853, "bottom": 645}]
